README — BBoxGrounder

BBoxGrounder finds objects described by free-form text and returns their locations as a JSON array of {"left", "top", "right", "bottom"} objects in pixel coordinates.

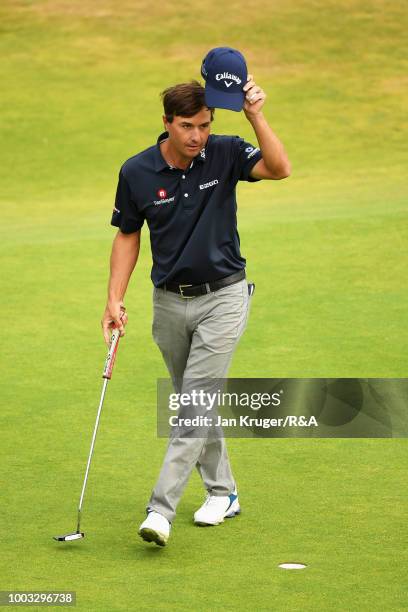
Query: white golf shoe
[
  {"left": 194, "top": 489, "right": 241, "bottom": 526},
  {"left": 138, "top": 511, "right": 171, "bottom": 546}
]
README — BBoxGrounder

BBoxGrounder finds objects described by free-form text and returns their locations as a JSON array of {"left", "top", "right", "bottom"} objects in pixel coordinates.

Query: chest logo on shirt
[
  {"left": 199, "top": 179, "right": 219, "bottom": 190},
  {"left": 153, "top": 188, "right": 175, "bottom": 205},
  {"left": 153, "top": 194, "right": 175, "bottom": 206}
]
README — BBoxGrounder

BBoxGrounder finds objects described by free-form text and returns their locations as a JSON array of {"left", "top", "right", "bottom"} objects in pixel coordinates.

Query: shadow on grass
[{"left": 51, "top": 543, "right": 88, "bottom": 553}]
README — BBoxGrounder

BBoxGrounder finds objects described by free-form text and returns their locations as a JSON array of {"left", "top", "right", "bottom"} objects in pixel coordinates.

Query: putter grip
[{"left": 102, "top": 327, "right": 121, "bottom": 379}]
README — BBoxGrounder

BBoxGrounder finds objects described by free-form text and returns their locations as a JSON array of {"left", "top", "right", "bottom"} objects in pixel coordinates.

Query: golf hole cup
[{"left": 278, "top": 562, "right": 307, "bottom": 570}]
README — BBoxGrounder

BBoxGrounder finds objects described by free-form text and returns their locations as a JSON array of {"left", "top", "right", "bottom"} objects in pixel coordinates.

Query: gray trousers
[{"left": 147, "top": 278, "right": 252, "bottom": 522}]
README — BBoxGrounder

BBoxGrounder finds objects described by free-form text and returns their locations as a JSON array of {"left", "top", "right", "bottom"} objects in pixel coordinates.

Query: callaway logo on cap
[{"left": 201, "top": 47, "right": 248, "bottom": 112}]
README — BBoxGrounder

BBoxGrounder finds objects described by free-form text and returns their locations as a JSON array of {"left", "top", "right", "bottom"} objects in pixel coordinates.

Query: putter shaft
[
  {"left": 77, "top": 377, "right": 109, "bottom": 528},
  {"left": 54, "top": 328, "right": 121, "bottom": 541}
]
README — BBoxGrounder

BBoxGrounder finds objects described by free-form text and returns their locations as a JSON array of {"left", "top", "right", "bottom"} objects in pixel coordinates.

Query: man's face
[{"left": 163, "top": 107, "right": 212, "bottom": 159}]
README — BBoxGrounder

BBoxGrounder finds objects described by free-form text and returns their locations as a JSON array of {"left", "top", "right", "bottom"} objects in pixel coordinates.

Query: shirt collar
[{"left": 154, "top": 131, "right": 207, "bottom": 172}]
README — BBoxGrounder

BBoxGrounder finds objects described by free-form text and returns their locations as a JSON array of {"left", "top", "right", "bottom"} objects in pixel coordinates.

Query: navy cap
[{"left": 201, "top": 47, "right": 248, "bottom": 112}]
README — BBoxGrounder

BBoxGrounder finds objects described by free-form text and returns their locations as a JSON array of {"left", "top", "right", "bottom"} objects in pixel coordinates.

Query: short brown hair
[{"left": 160, "top": 80, "right": 214, "bottom": 123}]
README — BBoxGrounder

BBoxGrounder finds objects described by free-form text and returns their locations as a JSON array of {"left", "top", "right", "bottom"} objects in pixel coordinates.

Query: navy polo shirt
[{"left": 111, "top": 131, "right": 262, "bottom": 287}]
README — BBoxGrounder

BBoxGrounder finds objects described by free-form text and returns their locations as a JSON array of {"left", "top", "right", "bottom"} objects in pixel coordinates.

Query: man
[{"left": 101, "top": 75, "right": 291, "bottom": 546}]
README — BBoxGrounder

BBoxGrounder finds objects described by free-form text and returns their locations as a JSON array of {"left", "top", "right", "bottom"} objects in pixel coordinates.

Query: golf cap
[{"left": 201, "top": 47, "right": 248, "bottom": 112}]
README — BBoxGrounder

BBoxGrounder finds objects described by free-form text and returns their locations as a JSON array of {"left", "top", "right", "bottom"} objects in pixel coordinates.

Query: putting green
[{"left": 1, "top": 1, "right": 407, "bottom": 610}]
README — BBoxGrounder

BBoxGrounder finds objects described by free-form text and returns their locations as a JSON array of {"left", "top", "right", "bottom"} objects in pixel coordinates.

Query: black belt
[{"left": 161, "top": 270, "right": 246, "bottom": 298}]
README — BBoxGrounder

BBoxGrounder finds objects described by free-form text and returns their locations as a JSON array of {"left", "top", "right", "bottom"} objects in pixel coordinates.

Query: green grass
[{"left": 1, "top": 0, "right": 407, "bottom": 610}]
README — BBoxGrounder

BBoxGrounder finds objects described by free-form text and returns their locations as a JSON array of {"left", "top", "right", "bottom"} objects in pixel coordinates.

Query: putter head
[{"left": 53, "top": 531, "right": 85, "bottom": 542}]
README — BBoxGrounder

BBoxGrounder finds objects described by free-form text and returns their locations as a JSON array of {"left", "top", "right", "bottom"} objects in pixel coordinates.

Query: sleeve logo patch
[{"left": 247, "top": 147, "right": 260, "bottom": 159}]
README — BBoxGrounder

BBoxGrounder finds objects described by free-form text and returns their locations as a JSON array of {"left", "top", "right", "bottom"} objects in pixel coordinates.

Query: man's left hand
[{"left": 243, "top": 74, "right": 266, "bottom": 118}]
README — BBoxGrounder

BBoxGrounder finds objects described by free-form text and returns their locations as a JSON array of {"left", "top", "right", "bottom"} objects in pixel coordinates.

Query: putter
[{"left": 53, "top": 326, "right": 121, "bottom": 542}]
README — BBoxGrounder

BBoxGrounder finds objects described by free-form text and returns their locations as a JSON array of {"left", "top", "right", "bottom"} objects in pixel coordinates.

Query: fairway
[{"left": 1, "top": 1, "right": 407, "bottom": 610}]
